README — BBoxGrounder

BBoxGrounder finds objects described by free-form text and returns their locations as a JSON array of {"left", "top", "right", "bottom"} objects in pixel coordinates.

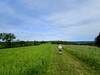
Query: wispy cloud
[{"left": 0, "top": 0, "right": 100, "bottom": 41}]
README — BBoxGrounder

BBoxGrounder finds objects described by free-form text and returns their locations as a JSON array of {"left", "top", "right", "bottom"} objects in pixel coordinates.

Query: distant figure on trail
[{"left": 58, "top": 44, "right": 63, "bottom": 54}]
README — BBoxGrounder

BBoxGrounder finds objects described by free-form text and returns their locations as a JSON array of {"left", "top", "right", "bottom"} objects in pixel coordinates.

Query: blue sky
[{"left": 0, "top": 0, "right": 100, "bottom": 41}]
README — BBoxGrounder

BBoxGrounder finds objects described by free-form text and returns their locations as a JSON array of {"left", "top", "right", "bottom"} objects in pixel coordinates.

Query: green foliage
[
  {"left": 0, "top": 33, "right": 16, "bottom": 48},
  {"left": 0, "top": 33, "right": 16, "bottom": 42},
  {"left": 95, "top": 32, "right": 100, "bottom": 47}
]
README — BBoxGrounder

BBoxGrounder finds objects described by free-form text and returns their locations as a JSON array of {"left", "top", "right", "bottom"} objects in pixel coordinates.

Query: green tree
[
  {"left": 95, "top": 32, "right": 100, "bottom": 47},
  {"left": 0, "top": 33, "right": 16, "bottom": 48}
]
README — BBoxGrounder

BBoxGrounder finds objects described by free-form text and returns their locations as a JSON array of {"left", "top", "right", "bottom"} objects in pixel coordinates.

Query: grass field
[{"left": 0, "top": 44, "right": 100, "bottom": 75}]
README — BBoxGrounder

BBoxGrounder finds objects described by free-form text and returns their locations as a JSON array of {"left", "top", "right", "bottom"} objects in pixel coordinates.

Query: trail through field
[
  {"left": 0, "top": 44, "right": 99, "bottom": 75},
  {"left": 46, "top": 47, "right": 98, "bottom": 75}
]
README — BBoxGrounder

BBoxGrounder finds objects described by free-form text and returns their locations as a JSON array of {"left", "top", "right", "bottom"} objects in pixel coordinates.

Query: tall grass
[
  {"left": 64, "top": 45, "right": 100, "bottom": 72},
  {"left": 0, "top": 44, "right": 54, "bottom": 75}
]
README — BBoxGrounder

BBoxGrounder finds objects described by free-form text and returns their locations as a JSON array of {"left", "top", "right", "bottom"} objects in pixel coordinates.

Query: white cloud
[
  {"left": 42, "top": 0, "right": 100, "bottom": 40},
  {"left": 0, "top": 0, "right": 100, "bottom": 41}
]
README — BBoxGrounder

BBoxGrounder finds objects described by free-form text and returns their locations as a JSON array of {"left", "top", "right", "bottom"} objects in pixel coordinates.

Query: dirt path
[{"left": 46, "top": 47, "right": 98, "bottom": 75}]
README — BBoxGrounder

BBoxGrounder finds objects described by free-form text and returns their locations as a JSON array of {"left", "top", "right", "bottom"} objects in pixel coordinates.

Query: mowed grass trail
[
  {"left": 0, "top": 44, "right": 54, "bottom": 75},
  {"left": 46, "top": 45, "right": 100, "bottom": 75},
  {"left": 0, "top": 44, "right": 100, "bottom": 75},
  {"left": 64, "top": 45, "right": 100, "bottom": 74}
]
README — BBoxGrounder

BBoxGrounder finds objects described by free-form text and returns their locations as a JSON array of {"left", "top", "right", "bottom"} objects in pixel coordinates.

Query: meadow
[
  {"left": 64, "top": 45, "right": 100, "bottom": 73},
  {"left": 0, "top": 44, "right": 100, "bottom": 75},
  {"left": 0, "top": 44, "right": 54, "bottom": 75}
]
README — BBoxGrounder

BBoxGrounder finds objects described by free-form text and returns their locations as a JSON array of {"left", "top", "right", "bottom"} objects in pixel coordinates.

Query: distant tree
[
  {"left": 34, "top": 41, "right": 40, "bottom": 45},
  {"left": 95, "top": 32, "right": 100, "bottom": 47},
  {"left": 0, "top": 33, "right": 16, "bottom": 48}
]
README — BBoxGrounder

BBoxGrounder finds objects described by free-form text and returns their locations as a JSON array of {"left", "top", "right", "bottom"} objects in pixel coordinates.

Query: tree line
[
  {"left": 0, "top": 33, "right": 47, "bottom": 48},
  {"left": 0, "top": 32, "right": 100, "bottom": 49}
]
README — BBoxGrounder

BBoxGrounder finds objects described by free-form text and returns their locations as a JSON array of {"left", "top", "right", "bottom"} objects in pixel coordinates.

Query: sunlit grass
[
  {"left": 64, "top": 45, "right": 100, "bottom": 72},
  {"left": 0, "top": 44, "right": 54, "bottom": 75}
]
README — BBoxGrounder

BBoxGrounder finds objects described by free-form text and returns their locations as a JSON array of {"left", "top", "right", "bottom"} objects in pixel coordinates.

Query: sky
[{"left": 0, "top": 0, "right": 100, "bottom": 41}]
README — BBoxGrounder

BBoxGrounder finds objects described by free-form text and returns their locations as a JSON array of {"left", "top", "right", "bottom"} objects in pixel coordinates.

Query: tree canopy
[
  {"left": 0, "top": 33, "right": 16, "bottom": 47},
  {"left": 95, "top": 32, "right": 100, "bottom": 47}
]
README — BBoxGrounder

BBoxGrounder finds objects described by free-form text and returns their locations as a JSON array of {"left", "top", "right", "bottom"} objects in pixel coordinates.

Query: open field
[
  {"left": 0, "top": 44, "right": 100, "bottom": 75},
  {"left": 0, "top": 44, "right": 54, "bottom": 75}
]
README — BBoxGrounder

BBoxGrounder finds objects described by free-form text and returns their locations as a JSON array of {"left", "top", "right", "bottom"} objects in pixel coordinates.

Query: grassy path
[
  {"left": 0, "top": 44, "right": 99, "bottom": 75},
  {"left": 46, "top": 46, "right": 98, "bottom": 75}
]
